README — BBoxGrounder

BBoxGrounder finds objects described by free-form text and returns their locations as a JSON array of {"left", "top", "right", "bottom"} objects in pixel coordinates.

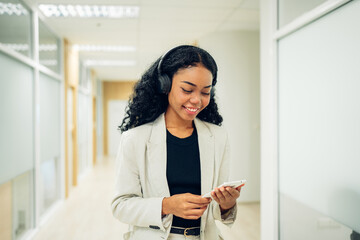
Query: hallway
[
  {"left": 33, "top": 157, "right": 127, "bottom": 240},
  {"left": 32, "top": 158, "right": 260, "bottom": 240}
]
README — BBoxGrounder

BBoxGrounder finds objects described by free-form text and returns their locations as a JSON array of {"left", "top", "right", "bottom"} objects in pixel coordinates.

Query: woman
[{"left": 112, "top": 45, "right": 242, "bottom": 240}]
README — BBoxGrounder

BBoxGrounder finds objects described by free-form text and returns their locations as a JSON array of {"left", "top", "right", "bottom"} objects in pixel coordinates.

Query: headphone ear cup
[{"left": 158, "top": 74, "right": 172, "bottom": 94}]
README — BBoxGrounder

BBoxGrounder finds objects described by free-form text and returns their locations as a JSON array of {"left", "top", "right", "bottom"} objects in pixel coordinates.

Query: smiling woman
[
  {"left": 112, "top": 45, "right": 243, "bottom": 240},
  {"left": 118, "top": 45, "right": 221, "bottom": 133}
]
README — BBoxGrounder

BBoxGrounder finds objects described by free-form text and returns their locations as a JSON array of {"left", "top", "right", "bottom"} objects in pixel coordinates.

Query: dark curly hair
[{"left": 119, "top": 45, "right": 223, "bottom": 133}]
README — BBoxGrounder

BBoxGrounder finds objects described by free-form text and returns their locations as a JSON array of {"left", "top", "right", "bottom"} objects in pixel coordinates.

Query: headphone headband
[
  {"left": 156, "top": 45, "right": 215, "bottom": 97},
  {"left": 157, "top": 45, "right": 193, "bottom": 78}
]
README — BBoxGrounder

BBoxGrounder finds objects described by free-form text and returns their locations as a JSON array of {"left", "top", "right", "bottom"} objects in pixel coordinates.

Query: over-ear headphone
[{"left": 157, "top": 45, "right": 215, "bottom": 98}]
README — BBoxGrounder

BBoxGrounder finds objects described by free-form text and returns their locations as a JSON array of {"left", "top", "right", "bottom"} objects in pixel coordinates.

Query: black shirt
[{"left": 166, "top": 128, "right": 201, "bottom": 228}]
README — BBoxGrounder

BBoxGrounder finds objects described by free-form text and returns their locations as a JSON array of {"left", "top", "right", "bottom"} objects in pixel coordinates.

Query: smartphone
[{"left": 202, "top": 180, "right": 246, "bottom": 198}]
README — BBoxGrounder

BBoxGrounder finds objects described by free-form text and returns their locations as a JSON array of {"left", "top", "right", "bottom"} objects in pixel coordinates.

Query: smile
[{"left": 184, "top": 106, "right": 200, "bottom": 114}]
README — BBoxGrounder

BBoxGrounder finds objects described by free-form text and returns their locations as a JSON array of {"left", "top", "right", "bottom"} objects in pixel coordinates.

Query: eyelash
[{"left": 181, "top": 88, "right": 210, "bottom": 96}]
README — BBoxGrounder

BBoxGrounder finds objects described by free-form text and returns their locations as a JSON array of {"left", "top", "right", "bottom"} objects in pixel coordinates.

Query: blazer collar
[
  {"left": 146, "top": 113, "right": 215, "bottom": 196},
  {"left": 148, "top": 113, "right": 213, "bottom": 142},
  {"left": 148, "top": 113, "right": 167, "bottom": 144}
]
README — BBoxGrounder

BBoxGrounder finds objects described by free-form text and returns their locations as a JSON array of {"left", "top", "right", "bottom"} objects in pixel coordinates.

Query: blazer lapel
[
  {"left": 145, "top": 115, "right": 215, "bottom": 197},
  {"left": 194, "top": 118, "right": 215, "bottom": 195},
  {"left": 146, "top": 114, "right": 170, "bottom": 197}
]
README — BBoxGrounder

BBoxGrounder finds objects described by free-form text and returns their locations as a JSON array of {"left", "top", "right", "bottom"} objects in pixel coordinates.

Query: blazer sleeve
[
  {"left": 111, "top": 131, "right": 170, "bottom": 232},
  {"left": 211, "top": 131, "right": 237, "bottom": 225}
]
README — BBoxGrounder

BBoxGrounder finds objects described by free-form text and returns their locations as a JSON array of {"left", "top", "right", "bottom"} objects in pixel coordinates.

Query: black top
[{"left": 166, "top": 128, "right": 201, "bottom": 228}]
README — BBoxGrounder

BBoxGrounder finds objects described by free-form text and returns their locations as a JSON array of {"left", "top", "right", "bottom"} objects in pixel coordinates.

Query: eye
[
  {"left": 202, "top": 92, "right": 210, "bottom": 96},
  {"left": 181, "top": 87, "right": 192, "bottom": 93}
]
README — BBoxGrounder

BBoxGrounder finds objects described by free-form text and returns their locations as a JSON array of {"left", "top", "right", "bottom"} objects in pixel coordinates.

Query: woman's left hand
[{"left": 211, "top": 185, "right": 243, "bottom": 213}]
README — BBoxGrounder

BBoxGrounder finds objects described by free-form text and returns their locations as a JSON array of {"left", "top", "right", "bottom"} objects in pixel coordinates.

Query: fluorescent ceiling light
[
  {"left": 39, "top": 44, "right": 58, "bottom": 51},
  {"left": 2, "top": 43, "right": 29, "bottom": 51},
  {"left": 40, "top": 59, "right": 58, "bottom": 66},
  {"left": 38, "top": 4, "right": 139, "bottom": 18},
  {"left": 83, "top": 60, "right": 136, "bottom": 67},
  {"left": 0, "top": 3, "right": 28, "bottom": 16},
  {"left": 2, "top": 43, "right": 57, "bottom": 52},
  {"left": 73, "top": 44, "right": 136, "bottom": 52}
]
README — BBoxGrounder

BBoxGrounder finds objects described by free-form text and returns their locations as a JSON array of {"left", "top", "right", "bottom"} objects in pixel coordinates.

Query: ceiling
[{"left": 24, "top": 0, "right": 260, "bottom": 81}]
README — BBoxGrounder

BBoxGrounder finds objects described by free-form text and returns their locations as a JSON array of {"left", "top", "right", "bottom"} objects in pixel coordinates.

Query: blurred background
[{"left": 0, "top": 0, "right": 359, "bottom": 239}]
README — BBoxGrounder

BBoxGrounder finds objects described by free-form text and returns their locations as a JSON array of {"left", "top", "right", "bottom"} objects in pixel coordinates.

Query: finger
[
  {"left": 214, "top": 188, "right": 226, "bottom": 201},
  {"left": 188, "top": 195, "right": 212, "bottom": 204},
  {"left": 227, "top": 187, "right": 240, "bottom": 198},
  {"left": 185, "top": 207, "right": 208, "bottom": 217},
  {"left": 184, "top": 215, "right": 202, "bottom": 220},
  {"left": 235, "top": 184, "right": 244, "bottom": 191},
  {"left": 220, "top": 187, "right": 232, "bottom": 199},
  {"left": 186, "top": 202, "right": 210, "bottom": 209},
  {"left": 211, "top": 191, "right": 220, "bottom": 203}
]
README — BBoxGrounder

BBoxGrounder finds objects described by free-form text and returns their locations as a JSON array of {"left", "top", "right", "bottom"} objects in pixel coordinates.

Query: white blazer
[{"left": 111, "top": 114, "right": 237, "bottom": 240}]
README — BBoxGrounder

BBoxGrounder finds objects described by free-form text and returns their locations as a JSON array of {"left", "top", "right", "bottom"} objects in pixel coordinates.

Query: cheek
[
  {"left": 202, "top": 97, "right": 211, "bottom": 108},
  {"left": 169, "top": 91, "right": 187, "bottom": 107}
]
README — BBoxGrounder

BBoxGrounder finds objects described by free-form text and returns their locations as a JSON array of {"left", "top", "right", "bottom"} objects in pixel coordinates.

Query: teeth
[{"left": 185, "top": 107, "right": 198, "bottom": 112}]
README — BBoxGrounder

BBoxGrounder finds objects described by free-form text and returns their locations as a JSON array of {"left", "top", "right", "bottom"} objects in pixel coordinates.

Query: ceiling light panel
[
  {"left": 40, "top": 59, "right": 58, "bottom": 66},
  {"left": 73, "top": 45, "right": 136, "bottom": 52},
  {"left": 38, "top": 4, "right": 139, "bottom": 18},
  {"left": 83, "top": 60, "right": 136, "bottom": 67},
  {"left": 0, "top": 3, "right": 28, "bottom": 16},
  {"left": 2, "top": 43, "right": 58, "bottom": 52}
]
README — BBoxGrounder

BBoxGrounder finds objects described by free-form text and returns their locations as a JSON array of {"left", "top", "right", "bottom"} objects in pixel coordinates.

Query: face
[{"left": 166, "top": 64, "right": 213, "bottom": 123}]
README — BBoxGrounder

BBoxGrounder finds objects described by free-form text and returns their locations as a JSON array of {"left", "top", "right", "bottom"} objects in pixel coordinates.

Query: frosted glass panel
[
  {"left": 39, "top": 73, "right": 60, "bottom": 215},
  {"left": 278, "top": 0, "right": 360, "bottom": 235},
  {"left": 39, "top": 157, "right": 59, "bottom": 215},
  {"left": 39, "top": 73, "right": 60, "bottom": 163},
  {"left": 0, "top": 52, "right": 33, "bottom": 184}
]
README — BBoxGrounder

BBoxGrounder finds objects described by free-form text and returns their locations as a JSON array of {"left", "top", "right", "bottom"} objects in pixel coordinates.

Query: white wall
[
  {"left": 108, "top": 100, "right": 127, "bottom": 157},
  {"left": 199, "top": 30, "right": 260, "bottom": 202},
  {"left": 260, "top": 0, "right": 278, "bottom": 238}
]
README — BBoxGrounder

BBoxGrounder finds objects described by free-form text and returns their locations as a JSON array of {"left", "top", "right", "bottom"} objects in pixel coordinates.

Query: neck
[{"left": 164, "top": 110, "right": 193, "bottom": 130}]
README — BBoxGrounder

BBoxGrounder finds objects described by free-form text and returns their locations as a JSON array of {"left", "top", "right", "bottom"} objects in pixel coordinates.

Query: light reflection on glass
[
  {"left": 0, "top": 0, "right": 32, "bottom": 57},
  {"left": 39, "top": 20, "right": 60, "bottom": 73}
]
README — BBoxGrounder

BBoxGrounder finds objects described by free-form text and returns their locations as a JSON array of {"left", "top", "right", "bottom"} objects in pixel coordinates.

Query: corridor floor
[{"left": 32, "top": 157, "right": 259, "bottom": 240}]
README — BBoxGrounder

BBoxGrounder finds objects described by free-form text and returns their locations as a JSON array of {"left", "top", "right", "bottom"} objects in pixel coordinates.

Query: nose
[{"left": 190, "top": 92, "right": 201, "bottom": 105}]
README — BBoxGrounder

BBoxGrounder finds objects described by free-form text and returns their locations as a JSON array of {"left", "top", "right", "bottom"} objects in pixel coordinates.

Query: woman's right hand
[{"left": 162, "top": 193, "right": 211, "bottom": 220}]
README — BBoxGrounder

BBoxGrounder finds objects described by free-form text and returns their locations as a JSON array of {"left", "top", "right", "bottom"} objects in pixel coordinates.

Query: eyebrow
[{"left": 181, "top": 81, "right": 212, "bottom": 88}]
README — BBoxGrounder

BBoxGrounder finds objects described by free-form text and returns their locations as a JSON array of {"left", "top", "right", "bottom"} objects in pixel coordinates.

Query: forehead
[{"left": 173, "top": 65, "right": 213, "bottom": 85}]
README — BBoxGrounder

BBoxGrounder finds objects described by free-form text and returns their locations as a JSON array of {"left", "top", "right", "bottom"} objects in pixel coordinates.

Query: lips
[{"left": 183, "top": 106, "right": 200, "bottom": 114}]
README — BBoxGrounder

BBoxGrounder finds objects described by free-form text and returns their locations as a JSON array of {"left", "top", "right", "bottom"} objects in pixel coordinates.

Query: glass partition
[
  {"left": 39, "top": 19, "right": 60, "bottom": 73},
  {"left": 39, "top": 73, "right": 61, "bottom": 215},
  {"left": 278, "top": 1, "right": 360, "bottom": 239},
  {"left": 0, "top": 0, "right": 32, "bottom": 57},
  {"left": 12, "top": 171, "right": 33, "bottom": 240},
  {"left": 0, "top": 52, "right": 34, "bottom": 185},
  {"left": 0, "top": 171, "right": 34, "bottom": 240},
  {"left": 278, "top": 0, "right": 327, "bottom": 28}
]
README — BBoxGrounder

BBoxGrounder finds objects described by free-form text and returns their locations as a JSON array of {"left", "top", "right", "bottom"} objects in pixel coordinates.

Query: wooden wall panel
[
  {"left": 64, "top": 39, "right": 79, "bottom": 197},
  {"left": 0, "top": 182, "right": 12, "bottom": 240}
]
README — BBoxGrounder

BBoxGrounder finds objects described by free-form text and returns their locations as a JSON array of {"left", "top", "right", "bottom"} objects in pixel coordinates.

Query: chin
[{"left": 180, "top": 112, "right": 198, "bottom": 121}]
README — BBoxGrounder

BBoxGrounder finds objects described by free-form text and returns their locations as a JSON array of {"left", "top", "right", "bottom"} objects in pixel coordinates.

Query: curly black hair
[{"left": 119, "top": 45, "right": 223, "bottom": 133}]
